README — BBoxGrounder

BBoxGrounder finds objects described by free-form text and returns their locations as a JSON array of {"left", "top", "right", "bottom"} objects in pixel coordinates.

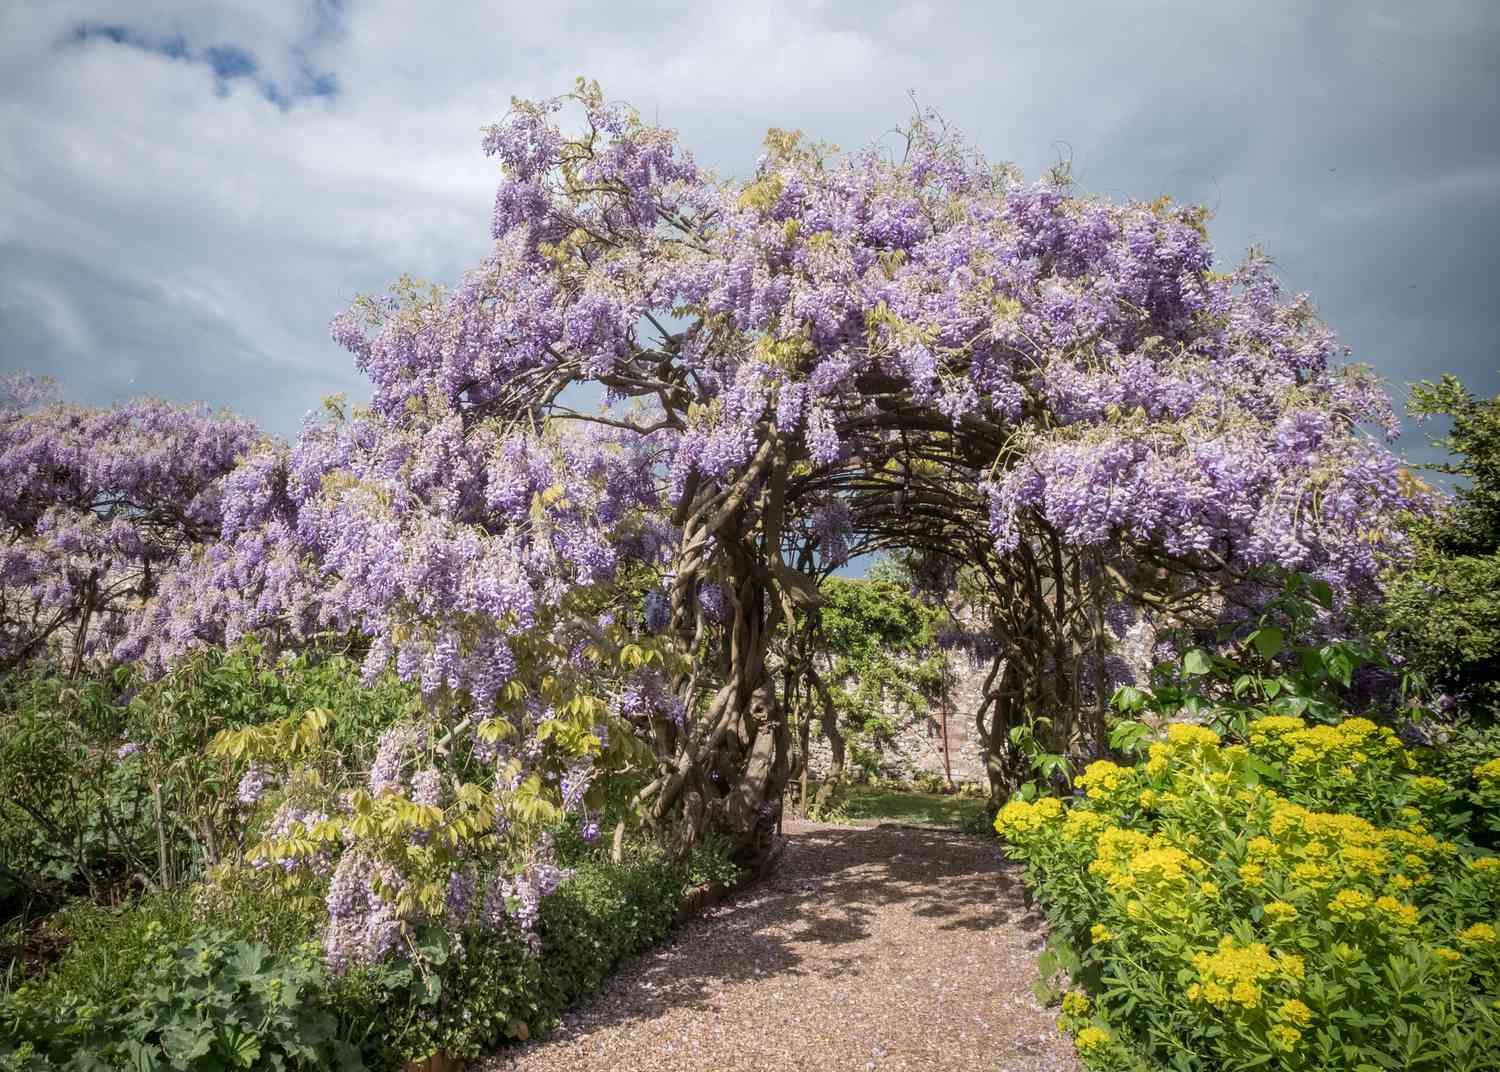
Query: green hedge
[{"left": 1, "top": 836, "right": 738, "bottom": 1071}]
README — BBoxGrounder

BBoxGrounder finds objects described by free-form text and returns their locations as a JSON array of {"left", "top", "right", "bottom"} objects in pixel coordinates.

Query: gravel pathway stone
[{"left": 482, "top": 820, "right": 1080, "bottom": 1072}]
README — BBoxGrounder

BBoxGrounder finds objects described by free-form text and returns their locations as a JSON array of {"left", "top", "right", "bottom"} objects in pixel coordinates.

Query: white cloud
[{"left": 1, "top": 0, "right": 1496, "bottom": 438}]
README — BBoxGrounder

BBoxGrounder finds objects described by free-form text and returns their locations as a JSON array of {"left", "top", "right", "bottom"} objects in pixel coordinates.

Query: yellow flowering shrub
[
  {"left": 1073, "top": 1026, "right": 1114, "bottom": 1061},
  {"left": 998, "top": 718, "right": 1500, "bottom": 1072},
  {"left": 993, "top": 795, "right": 1064, "bottom": 837},
  {"left": 1075, "top": 759, "right": 1136, "bottom": 809},
  {"left": 1188, "top": 937, "right": 1290, "bottom": 1010},
  {"left": 1476, "top": 758, "right": 1500, "bottom": 816}
]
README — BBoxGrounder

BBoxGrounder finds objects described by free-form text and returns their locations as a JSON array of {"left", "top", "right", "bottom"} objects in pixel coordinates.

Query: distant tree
[{"left": 1381, "top": 374, "right": 1500, "bottom": 721}]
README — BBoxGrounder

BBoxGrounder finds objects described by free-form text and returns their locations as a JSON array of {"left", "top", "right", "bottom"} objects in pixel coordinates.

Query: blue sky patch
[{"left": 68, "top": 20, "right": 336, "bottom": 109}]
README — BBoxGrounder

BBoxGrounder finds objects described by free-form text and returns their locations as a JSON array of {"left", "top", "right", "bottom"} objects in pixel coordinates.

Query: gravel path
[{"left": 482, "top": 820, "right": 1080, "bottom": 1072}]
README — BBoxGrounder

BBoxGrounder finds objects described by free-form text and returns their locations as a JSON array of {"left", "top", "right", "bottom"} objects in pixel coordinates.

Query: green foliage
[
  {"left": 4, "top": 831, "right": 737, "bottom": 1071},
  {"left": 1379, "top": 374, "right": 1500, "bottom": 722},
  {"left": 814, "top": 575, "right": 946, "bottom": 777},
  {"left": 1415, "top": 723, "right": 1500, "bottom": 841},
  {"left": 0, "top": 669, "right": 146, "bottom": 905},
  {"left": 2, "top": 927, "right": 353, "bottom": 1072},
  {"left": 997, "top": 717, "right": 1500, "bottom": 1071},
  {"left": 1110, "top": 573, "right": 1379, "bottom": 745},
  {"left": 3, "top": 892, "right": 201, "bottom": 1009},
  {"left": 0, "top": 639, "right": 416, "bottom": 912},
  {"left": 1410, "top": 374, "right": 1500, "bottom": 554},
  {"left": 322, "top": 834, "right": 736, "bottom": 1068}
]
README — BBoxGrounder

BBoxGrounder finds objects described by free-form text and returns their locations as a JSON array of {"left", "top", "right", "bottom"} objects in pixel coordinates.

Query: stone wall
[
  {"left": 805, "top": 649, "right": 992, "bottom": 786},
  {"left": 801, "top": 611, "right": 1161, "bottom": 787}
]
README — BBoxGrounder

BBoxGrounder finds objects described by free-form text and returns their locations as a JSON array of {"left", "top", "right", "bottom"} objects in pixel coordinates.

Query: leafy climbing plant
[
  {"left": 812, "top": 575, "right": 946, "bottom": 778},
  {"left": 1110, "top": 573, "right": 1387, "bottom": 750}
]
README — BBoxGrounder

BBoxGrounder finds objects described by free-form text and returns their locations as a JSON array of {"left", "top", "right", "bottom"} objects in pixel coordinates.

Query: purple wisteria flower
[
  {"left": 255, "top": 802, "right": 333, "bottom": 876},
  {"left": 236, "top": 765, "right": 273, "bottom": 806}
]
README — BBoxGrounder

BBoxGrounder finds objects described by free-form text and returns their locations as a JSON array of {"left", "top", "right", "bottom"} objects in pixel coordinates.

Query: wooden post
[{"left": 939, "top": 703, "right": 953, "bottom": 789}]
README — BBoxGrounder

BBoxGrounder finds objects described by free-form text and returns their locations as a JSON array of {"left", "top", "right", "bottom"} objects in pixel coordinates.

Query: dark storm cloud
[{"left": 1, "top": 0, "right": 1495, "bottom": 462}]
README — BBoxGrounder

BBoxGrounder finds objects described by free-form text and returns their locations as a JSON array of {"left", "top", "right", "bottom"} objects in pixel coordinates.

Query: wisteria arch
[{"left": 115, "top": 82, "right": 1417, "bottom": 871}]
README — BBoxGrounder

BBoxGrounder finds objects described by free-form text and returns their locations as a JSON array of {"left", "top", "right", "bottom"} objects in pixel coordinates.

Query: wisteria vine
[{"left": 0, "top": 79, "right": 1427, "bottom": 973}]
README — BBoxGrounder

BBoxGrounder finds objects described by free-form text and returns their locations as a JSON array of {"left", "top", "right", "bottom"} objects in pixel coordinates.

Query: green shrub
[
  {"left": 2, "top": 928, "right": 352, "bottom": 1072},
  {"left": 0, "top": 669, "right": 146, "bottom": 905},
  {"left": 349, "top": 836, "right": 738, "bottom": 1068},
  {"left": 4, "top": 811, "right": 737, "bottom": 1070},
  {"left": 0, "top": 640, "right": 416, "bottom": 909},
  {"left": 997, "top": 719, "right": 1500, "bottom": 1071},
  {"left": 2, "top": 835, "right": 736, "bottom": 1069}
]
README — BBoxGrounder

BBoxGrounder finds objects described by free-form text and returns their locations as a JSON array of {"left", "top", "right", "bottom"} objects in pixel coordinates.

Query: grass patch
[{"left": 811, "top": 783, "right": 993, "bottom": 832}]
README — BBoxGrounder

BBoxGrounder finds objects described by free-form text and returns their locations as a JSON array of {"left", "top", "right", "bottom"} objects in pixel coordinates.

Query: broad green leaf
[
  {"left": 1182, "top": 649, "right": 1213, "bottom": 676},
  {"left": 1250, "top": 626, "right": 1284, "bottom": 660}
]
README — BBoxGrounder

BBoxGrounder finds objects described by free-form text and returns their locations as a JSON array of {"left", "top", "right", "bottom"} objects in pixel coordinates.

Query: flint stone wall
[{"left": 803, "top": 614, "right": 1159, "bottom": 786}]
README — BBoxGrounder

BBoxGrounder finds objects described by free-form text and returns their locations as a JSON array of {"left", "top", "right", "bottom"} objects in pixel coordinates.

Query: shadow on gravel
[{"left": 508, "top": 822, "right": 1046, "bottom": 1046}]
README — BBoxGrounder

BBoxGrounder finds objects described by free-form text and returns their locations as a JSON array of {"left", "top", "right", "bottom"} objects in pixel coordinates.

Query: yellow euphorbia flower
[
  {"left": 1474, "top": 757, "right": 1500, "bottom": 784},
  {"left": 1269, "top": 1025, "right": 1302, "bottom": 1050},
  {"left": 994, "top": 796, "right": 1064, "bottom": 837},
  {"left": 1329, "top": 888, "right": 1374, "bottom": 922},
  {"left": 1264, "top": 900, "right": 1299, "bottom": 924},
  {"left": 1062, "top": 991, "right": 1091, "bottom": 1017},
  {"left": 1190, "top": 937, "right": 1282, "bottom": 1010},
  {"left": 1076, "top": 759, "right": 1133, "bottom": 801},
  {"left": 1374, "top": 895, "right": 1419, "bottom": 929},
  {"left": 1277, "top": 998, "right": 1313, "bottom": 1026},
  {"left": 1457, "top": 922, "right": 1496, "bottom": 946},
  {"left": 1074, "top": 1027, "right": 1112, "bottom": 1057},
  {"left": 1166, "top": 723, "right": 1221, "bottom": 748}
]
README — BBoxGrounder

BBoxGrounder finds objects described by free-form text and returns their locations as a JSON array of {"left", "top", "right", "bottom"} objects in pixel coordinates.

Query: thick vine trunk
[
  {"left": 640, "top": 433, "right": 794, "bottom": 866},
  {"left": 807, "top": 665, "right": 845, "bottom": 809}
]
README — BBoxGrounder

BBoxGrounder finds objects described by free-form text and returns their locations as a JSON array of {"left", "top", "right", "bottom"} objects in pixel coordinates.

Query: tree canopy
[{"left": 1381, "top": 375, "right": 1500, "bottom": 719}]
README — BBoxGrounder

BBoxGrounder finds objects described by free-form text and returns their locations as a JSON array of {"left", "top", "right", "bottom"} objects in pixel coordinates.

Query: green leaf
[
  {"left": 1111, "top": 685, "right": 1147, "bottom": 712},
  {"left": 219, "top": 1027, "right": 262, "bottom": 1069},
  {"left": 1108, "top": 720, "right": 1150, "bottom": 754},
  {"left": 1250, "top": 626, "right": 1284, "bottom": 660},
  {"left": 1182, "top": 649, "right": 1213, "bottom": 676},
  {"left": 226, "top": 942, "right": 266, "bottom": 984},
  {"left": 1301, "top": 648, "right": 1326, "bottom": 678},
  {"left": 160, "top": 1023, "right": 215, "bottom": 1063}
]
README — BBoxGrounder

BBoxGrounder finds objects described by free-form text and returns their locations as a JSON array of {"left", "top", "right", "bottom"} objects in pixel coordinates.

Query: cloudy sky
[{"left": 2, "top": 1, "right": 1497, "bottom": 463}]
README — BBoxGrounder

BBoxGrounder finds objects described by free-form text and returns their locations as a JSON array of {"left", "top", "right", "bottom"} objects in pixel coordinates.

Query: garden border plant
[{"left": 995, "top": 624, "right": 1500, "bottom": 1072}]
